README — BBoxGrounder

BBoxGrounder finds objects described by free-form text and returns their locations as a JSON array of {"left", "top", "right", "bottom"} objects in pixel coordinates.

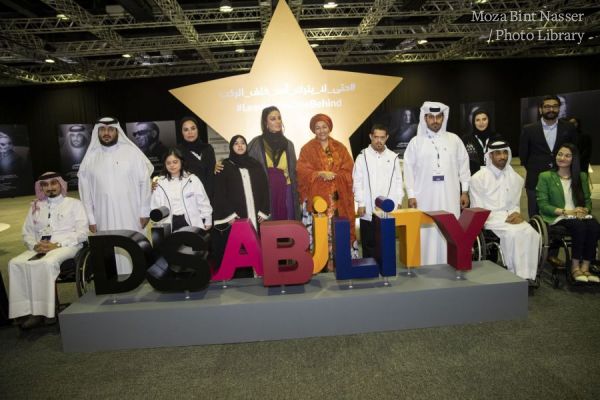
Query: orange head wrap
[{"left": 309, "top": 113, "right": 333, "bottom": 133}]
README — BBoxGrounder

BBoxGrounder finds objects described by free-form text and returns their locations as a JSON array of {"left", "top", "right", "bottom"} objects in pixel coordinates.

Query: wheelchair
[
  {"left": 529, "top": 215, "right": 592, "bottom": 289},
  {"left": 472, "top": 221, "right": 544, "bottom": 289},
  {"left": 55, "top": 243, "right": 94, "bottom": 312}
]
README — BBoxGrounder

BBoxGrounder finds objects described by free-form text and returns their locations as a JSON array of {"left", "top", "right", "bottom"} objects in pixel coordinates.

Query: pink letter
[{"left": 212, "top": 219, "right": 263, "bottom": 281}]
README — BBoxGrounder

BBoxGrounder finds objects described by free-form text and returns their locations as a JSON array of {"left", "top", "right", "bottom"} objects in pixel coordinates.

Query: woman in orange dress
[{"left": 297, "top": 113, "right": 356, "bottom": 257}]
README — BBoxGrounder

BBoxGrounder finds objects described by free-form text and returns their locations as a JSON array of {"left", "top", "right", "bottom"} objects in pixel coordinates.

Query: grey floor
[{"left": 1, "top": 159, "right": 599, "bottom": 399}]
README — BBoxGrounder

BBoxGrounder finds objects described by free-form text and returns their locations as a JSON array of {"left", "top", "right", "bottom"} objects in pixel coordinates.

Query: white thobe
[
  {"left": 470, "top": 167, "right": 540, "bottom": 280},
  {"left": 403, "top": 130, "right": 470, "bottom": 265},
  {"left": 353, "top": 146, "right": 404, "bottom": 221},
  {"left": 78, "top": 143, "right": 151, "bottom": 274},
  {"left": 9, "top": 196, "right": 88, "bottom": 318}
]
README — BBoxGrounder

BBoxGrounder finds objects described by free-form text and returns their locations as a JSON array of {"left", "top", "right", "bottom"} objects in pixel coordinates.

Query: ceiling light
[
  {"left": 235, "top": 48, "right": 246, "bottom": 54},
  {"left": 323, "top": 1, "right": 338, "bottom": 10},
  {"left": 474, "top": 0, "right": 488, "bottom": 4},
  {"left": 56, "top": 14, "right": 69, "bottom": 21},
  {"left": 44, "top": 58, "right": 55, "bottom": 63},
  {"left": 122, "top": 53, "right": 132, "bottom": 58},
  {"left": 417, "top": 39, "right": 428, "bottom": 45},
  {"left": 310, "top": 43, "right": 319, "bottom": 48},
  {"left": 220, "top": 0, "right": 233, "bottom": 13}
]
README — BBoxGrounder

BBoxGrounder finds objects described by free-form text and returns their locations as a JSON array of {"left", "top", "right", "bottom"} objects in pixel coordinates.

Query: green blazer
[{"left": 535, "top": 170, "right": 592, "bottom": 224}]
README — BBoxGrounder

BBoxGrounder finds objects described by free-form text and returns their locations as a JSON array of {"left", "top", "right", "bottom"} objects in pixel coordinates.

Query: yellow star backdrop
[{"left": 170, "top": 0, "right": 402, "bottom": 154}]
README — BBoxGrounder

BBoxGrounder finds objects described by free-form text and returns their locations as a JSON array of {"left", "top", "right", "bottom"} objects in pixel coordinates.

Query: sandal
[
  {"left": 583, "top": 271, "right": 600, "bottom": 283},
  {"left": 572, "top": 269, "right": 588, "bottom": 283}
]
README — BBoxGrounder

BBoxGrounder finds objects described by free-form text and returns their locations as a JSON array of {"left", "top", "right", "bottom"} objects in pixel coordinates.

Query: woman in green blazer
[{"left": 536, "top": 143, "right": 599, "bottom": 283}]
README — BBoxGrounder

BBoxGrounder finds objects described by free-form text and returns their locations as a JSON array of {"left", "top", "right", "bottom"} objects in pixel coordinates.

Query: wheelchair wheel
[
  {"left": 529, "top": 215, "right": 548, "bottom": 267},
  {"left": 472, "top": 232, "right": 486, "bottom": 261},
  {"left": 74, "top": 244, "right": 94, "bottom": 297}
]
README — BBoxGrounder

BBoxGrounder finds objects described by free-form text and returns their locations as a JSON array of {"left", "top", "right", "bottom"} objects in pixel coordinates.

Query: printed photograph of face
[
  {"left": 125, "top": 120, "right": 177, "bottom": 170},
  {"left": 0, "top": 124, "right": 34, "bottom": 197}
]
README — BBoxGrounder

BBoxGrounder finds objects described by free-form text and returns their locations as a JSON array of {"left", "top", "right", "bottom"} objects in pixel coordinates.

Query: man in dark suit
[{"left": 519, "top": 95, "right": 576, "bottom": 217}]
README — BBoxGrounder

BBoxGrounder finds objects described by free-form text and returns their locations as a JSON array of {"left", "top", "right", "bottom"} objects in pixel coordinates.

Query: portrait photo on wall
[
  {"left": 459, "top": 101, "right": 496, "bottom": 136},
  {"left": 58, "top": 123, "right": 93, "bottom": 190},
  {"left": 520, "top": 89, "right": 600, "bottom": 165},
  {"left": 125, "top": 120, "right": 177, "bottom": 173},
  {"left": 0, "top": 124, "right": 34, "bottom": 198},
  {"left": 374, "top": 107, "right": 419, "bottom": 156}
]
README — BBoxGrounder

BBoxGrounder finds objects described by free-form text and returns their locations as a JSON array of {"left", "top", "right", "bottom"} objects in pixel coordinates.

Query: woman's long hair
[
  {"left": 555, "top": 142, "right": 585, "bottom": 207},
  {"left": 161, "top": 147, "right": 188, "bottom": 180}
]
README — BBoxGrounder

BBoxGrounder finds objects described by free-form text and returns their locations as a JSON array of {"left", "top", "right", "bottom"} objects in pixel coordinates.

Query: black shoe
[
  {"left": 20, "top": 315, "right": 44, "bottom": 330},
  {"left": 44, "top": 317, "right": 57, "bottom": 326}
]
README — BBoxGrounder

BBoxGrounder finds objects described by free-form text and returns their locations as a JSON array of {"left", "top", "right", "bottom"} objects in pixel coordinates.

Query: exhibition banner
[
  {"left": 125, "top": 120, "right": 177, "bottom": 175},
  {"left": 0, "top": 124, "right": 34, "bottom": 198},
  {"left": 58, "top": 123, "right": 93, "bottom": 190}
]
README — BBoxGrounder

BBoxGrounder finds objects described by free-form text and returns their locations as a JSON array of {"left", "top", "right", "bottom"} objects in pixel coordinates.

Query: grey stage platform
[{"left": 59, "top": 261, "right": 527, "bottom": 352}]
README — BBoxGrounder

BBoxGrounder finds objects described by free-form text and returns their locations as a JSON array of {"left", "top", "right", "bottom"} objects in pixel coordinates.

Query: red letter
[
  {"left": 260, "top": 220, "right": 313, "bottom": 286},
  {"left": 426, "top": 208, "right": 490, "bottom": 271}
]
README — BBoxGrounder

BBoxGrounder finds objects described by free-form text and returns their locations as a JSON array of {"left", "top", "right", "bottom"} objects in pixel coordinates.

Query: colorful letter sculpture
[
  {"left": 389, "top": 209, "right": 434, "bottom": 268},
  {"left": 260, "top": 220, "right": 314, "bottom": 286},
  {"left": 311, "top": 196, "right": 329, "bottom": 274},
  {"left": 426, "top": 208, "right": 490, "bottom": 271},
  {"left": 212, "top": 219, "right": 263, "bottom": 281},
  {"left": 333, "top": 218, "right": 379, "bottom": 280}
]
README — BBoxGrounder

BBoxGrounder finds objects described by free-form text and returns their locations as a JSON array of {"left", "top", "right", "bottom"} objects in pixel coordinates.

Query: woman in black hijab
[
  {"left": 177, "top": 116, "right": 216, "bottom": 198},
  {"left": 461, "top": 109, "right": 498, "bottom": 175},
  {"left": 212, "top": 135, "right": 270, "bottom": 276}
]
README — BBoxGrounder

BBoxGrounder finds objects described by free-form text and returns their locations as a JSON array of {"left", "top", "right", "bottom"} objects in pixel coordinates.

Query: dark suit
[{"left": 519, "top": 119, "right": 576, "bottom": 217}]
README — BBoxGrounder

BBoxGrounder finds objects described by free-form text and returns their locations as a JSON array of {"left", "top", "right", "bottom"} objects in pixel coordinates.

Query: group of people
[
  {"left": 468, "top": 95, "right": 599, "bottom": 284},
  {"left": 7, "top": 96, "right": 598, "bottom": 330}
]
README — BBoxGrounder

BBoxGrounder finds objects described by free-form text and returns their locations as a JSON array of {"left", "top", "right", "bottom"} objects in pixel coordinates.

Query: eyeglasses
[
  {"left": 542, "top": 105, "right": 560, "bottom": 110},
  {"left": 133, "top": 130, "right": 151, "bottom": 137}
]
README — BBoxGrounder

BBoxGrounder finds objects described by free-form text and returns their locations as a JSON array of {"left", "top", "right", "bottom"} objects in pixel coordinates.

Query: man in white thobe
[
  {"left": 353, "top": 124, "right": 404, "bottom": 257},
  {"left": 9, "top": 172, "right": 88, "bottom": 329},
  {"left": 78, "top": 117, "right": 153, "bottom": 275},
  {"left": 403, "top": 101, "right": 470, "bottom": 265},
  {"left": 469, "top": 140, "right": 540, "bottom": 281}
]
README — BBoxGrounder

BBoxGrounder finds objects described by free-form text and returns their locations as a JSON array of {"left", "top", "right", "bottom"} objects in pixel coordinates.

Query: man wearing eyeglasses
[{"left": 519, "top": 95, "right": 576, "bottom": 218}]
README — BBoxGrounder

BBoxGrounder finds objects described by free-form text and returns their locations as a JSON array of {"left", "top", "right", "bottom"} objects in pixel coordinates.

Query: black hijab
[
  {"left": 179, "top": 116, "right": 210, "bottom": 153},
  {"left": 228, "top": 135, "right": 256, "bottom": 169},
  {"left": 471, "top": 109, "right": 494, "bottom": 142}
]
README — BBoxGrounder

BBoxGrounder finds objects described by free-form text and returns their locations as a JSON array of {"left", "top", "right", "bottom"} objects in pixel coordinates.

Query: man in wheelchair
[
  {"left": 470, "top": 140, "right": 541, "bottom": 284},
  {"left": 7, "top": 172, "right": 88, "bottom": 329}
]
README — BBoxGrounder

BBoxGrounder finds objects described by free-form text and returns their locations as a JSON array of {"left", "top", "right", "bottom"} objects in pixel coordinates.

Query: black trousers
[
  {"left": 172, "top": 214, "right": 188, "bottom": 231},
  {"left": 359, "top": 219, "right": 375, "bottom": 258},
  {"left": 556, "top": 218, "right": 600, "bottom": 261},
  {"left": 526, "top": 188, "right": 539, "bottom": 218}
]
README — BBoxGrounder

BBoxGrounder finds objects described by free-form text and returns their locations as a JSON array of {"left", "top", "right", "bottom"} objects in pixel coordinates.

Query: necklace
[{"left": 559, "top": 174, "right": 571, "bottom": 180}]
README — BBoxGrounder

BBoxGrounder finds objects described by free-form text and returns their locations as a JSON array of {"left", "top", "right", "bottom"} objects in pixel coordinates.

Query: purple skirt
[{"left": 267, "top": 167, "right": 294, "bottom": 220}]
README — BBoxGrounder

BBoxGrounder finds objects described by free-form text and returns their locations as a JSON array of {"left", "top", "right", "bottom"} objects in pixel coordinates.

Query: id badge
[{"left": 432, "top": 165, "right": 444, "bottom": 181}]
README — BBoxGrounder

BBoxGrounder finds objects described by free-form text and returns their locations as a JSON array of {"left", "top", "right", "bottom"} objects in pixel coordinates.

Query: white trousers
[
  {"left": 488, "top": 222, "right": 541, "bottom": 280},
  {"left": 420, "top": 223, "right": 448, "bottom": 265},
  {"left": 9, "top": 247, "right": 79, "bottom": 319}
]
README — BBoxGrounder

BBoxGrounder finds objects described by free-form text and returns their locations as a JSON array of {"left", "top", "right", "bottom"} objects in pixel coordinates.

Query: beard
[
  {"left": 100, "top": 136, "right": 118, "bottom": 147},
  {"left": 542, "top": 110, "right": 557, "bottom": 120}
]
